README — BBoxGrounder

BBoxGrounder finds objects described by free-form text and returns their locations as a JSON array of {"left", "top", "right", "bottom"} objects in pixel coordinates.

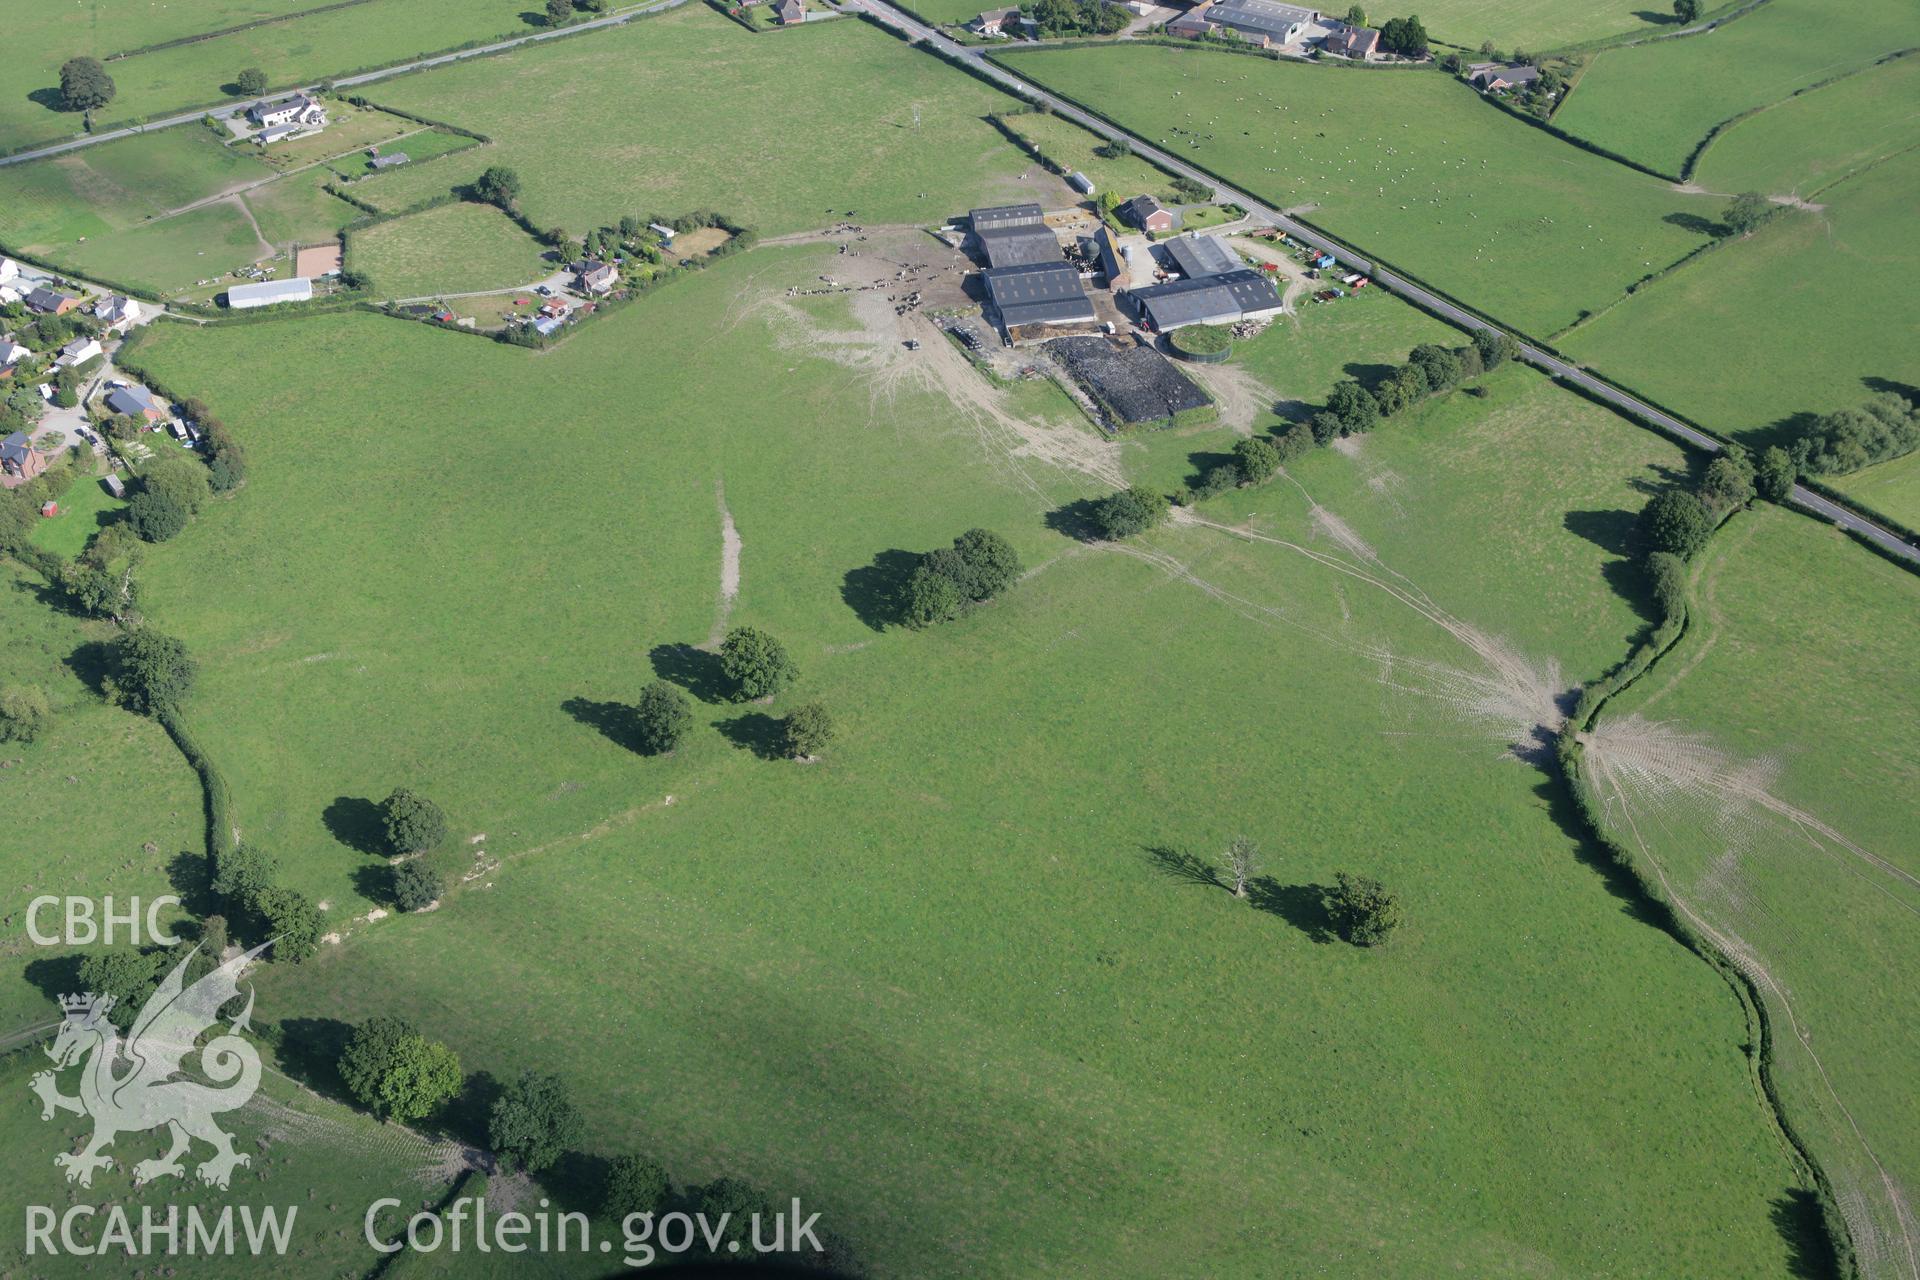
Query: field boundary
[
  {"left": 101, "top": 0, "right": 383, "bottom": 61},
  {"left": 1678, "top": 46, "right": 1920, "bottom": 183}
]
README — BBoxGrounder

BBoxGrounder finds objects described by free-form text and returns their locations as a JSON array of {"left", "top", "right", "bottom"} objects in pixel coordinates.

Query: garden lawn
[
  {"left": 1693, "top": 52, "right": 1920, "bottom": 197},
  {"left": 1549, "top": 0, "right": 1920, "bottom": 178},
  {"left": 996, "top": 42, "right": 1719, "bottom": 336},
  {"left": 2, "top": 0, "right": 539, "bottom": 154},
  {"left": 345, "top": 200, "right": 548, "bottom": 297},
  {"left": 124, "top": 246, "right": 1809, "bottom": 1277},
  {"left": 1589, "top": 507, "right": 1920, "bottom": 1275},
  {"left": 361, "top": 5, "right": 1044, "bottom": 236},
  {"left": 28, "top": 469, "right": 125, "bottom": 561},
  {"left": 326, "top": 127, "right": 476, "bottom": 179},
  {"left": 0, "top": 560, "right": 203, "bottom": 1029},
  {"left": 1559, "top": 148, "right": 1920, "bottom": 446}
]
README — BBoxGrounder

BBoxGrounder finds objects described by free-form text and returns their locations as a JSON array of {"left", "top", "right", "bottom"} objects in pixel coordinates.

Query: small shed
[
  {"left": 1067, "top": 171, "right": 1096, "bottom": 196},
  {"left": 103, "top": 474, "right": 127, "bottom": 499},
  {"left": 40, "top": 501, "right": 58, "bottom": 518}
]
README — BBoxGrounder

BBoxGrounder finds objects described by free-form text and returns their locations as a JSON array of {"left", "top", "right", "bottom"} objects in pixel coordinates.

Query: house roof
[
  {"left": 27, "top": 287, "right": 74, "bottom": 311},
  {"left": 1472, "top": 62, "right": 1540, "bottom": 86},
  {"left": 1133, "top": 269, "right": 1282, "bottom": 329},
  {"left": 60, "top": 336, "right": 99, "bottom": 358},
  {"left": 974, "top": 5, "right": 1020, "bottom": 22},
  {"left": 1, "top": 432, "right": 34, "bottom": 466},
  {"left": 105, "top": 385, "right": 159, "bottom": 417},
  {"left": 1120, "top": 194, "right": 1169, "bottom": 225},
  {"left": 1200, "top": 0, "right": 1320, "bottom": 39},
  {"left": 975, "top": 222, "right": 1061, "bottom": 268},
  {"left": 1161, "top": 234, "right": 1241, "bottom": 280},
  {"left": 1327, "top": 23, "right": 1377, "bottom": 54},
  {"left": 982, "top": 261, "right": 1097, "bottom": 331}
]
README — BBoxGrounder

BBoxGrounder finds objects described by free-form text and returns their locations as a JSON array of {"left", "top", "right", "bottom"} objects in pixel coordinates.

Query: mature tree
[
  {"left": 1700, "top": 453, "right": 1756, "bottom": 511},
  {"left": 1273, "top": 422, "right": 1315, "bottom": 462},
  {"left": 901, "top": 561, "right": 964, "bottom": 629},
  {"left": 605, "top": 1154, "right": 671, "bottom": 1220},
  {"left": 1094, "top": 136, "right": 1132, "bottom": 160},
  {"left": 472, "top": 165, "right": 523, "bottom": 211},
  {"left": 719, "top": 626, "right": 798, "bottom": 701},
  {"left": 1408, "top": 343, "right": 1463, "bottom": 393},
  {"left": 1472, "top": 327, "right": 1520, "bottom": 371},
  {"left": 1672, "top": 0, "right": 1702, "bottom": 21},
  {"left": 1721, "top": 190, "right": 1772, "bottom": 237},
  {"left": 1093, "top": 485, "right": 1170, "bottom": 540},
  {"left": 212, "top": 841, "right": 277, "bottom": 914},
  {"left": 1308, "top": 411, "right": 1344, "bottom": 446},
  {"left": 380, "top": 788, "right": 447, "bottom": 855},
  {"left": 392, "top": 860, "right": 443, "bottom": 912},
  {"left": 254, "top": 885, "right": 322, "bottom": 962},
  {"left": 1193, "top": 463, "right": 1241, "bottom": 500},
  {"left": 1170, "top": 175, "right": 1214, "bottom": 203},
  {"left": 339, "top": 1016, "right": 462, "bottom": 1122},
  {"left": 235, "top": 67, "right": 268, "bottom": 96},
  {"left": 783, "top": 702, "right": 836, "bottom": 760},
  {"left": 1755, "top": 445, "right": 1796, "bottom": 502},
  {"left": 59, "top": 57, "right": 117, "bottom": 111},
  {"left": 489, "top": 1071, "right": 583, "bottom": 1173},
  {"left": 546, "top": 0, "right": 573, "bottom": 24},
  {"left": 1638, "top": 489, "right": 1713, "bottom": 559},
  {"left": 1326, "top": 872, "right": 1403, "bottom": 945},
  {"left": 948, "top": 527, "right": 1023, "bottom": 600},
  {"left": 77, "top": 949, "right": 168, "bottom": 1029},
  {"left": 1377, "top": 14, "right": 1429, "bottom": 56},
  {"left": 1344, "top": 3, "right": 1367, "bottom": 23},
  {"left": 632, "top": 680, "right": 693, "bottom": 754},
  {"left": 107, "top": 627, "right": 196, "bottom": 714},
  {"left": 691, "top": 1179, "right": 775, "bottom": 1256},
  {"left": 1221, "top": 836, "right": 1262, "bottom": 900},
  {"left": 1325, "top": 379, "right": 1380, "bottom": 434},
  {"left": 127, "top": 490, "right": 189, "bottom": 543},
  {"left": 142, "top": 453, "right": 212, "bottom": 514},
  {"left": 1233, "top": 436, "right": 1283, "bottom": 485},
  {"left": 1645, "top": 550, "right": 1688, "bottom": 623},
  {"left": 1373, "top": 363, "right": 1428, "bottom": 416},
  {"left": 0, "top": 684, "right": 53, "bottom": 743}
]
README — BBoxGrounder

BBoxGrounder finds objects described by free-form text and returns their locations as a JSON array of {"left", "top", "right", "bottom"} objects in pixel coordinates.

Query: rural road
[
  {"left": 0, "top": 0, "right": 693, "bottom": 169},
  {"left": 842, "top": 0, "right": 1920, "bottom": 565}
]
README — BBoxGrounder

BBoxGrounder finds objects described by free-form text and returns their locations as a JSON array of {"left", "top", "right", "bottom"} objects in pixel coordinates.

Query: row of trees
[
  {"left": 627, "top": 626, "right": 836, "bottom": 759},
  {"left": 1027, "top": 0, "right": 1130, "bottom": 37},
  {"left": 900, "top": 528, "right": 1023, "bottom": 628},
  {"left": 1080, "top": 329, "right": 1522, "bottom": 542},
  {"left": 1787, "top": 391, "right": 1917, "bottom": 477}
]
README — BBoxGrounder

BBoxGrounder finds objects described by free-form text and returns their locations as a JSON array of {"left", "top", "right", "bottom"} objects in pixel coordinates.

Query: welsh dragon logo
[{"left": 31, "top": 941, "right": 272, "bottom": 1190}]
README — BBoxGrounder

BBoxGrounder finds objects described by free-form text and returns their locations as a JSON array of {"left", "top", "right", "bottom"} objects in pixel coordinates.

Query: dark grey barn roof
[
  {"left": 970, "top": 203, "right": 1045, "bottom": 232},
  {"left": 1161, "top": 234, "right": 1242, "bottom": 280},
  {"left": 975, "top": 222, "right": 1062, "bottom": 268},
  {"left": 1203, "top": 0, "right": 1319, "bottom": 38},
  {"left": 1133, "top": 269, "right": 1282, "bottom": 329},
  {"left": 983, "top": 262, "right": 1096, "bottom": 330}
]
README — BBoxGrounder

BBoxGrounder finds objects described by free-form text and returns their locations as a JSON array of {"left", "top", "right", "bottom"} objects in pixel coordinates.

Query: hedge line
[
  {"left": 156, "top": 706, "right": 238, "bottom": 860},
  {"left": 103, "top": 0, "right": 380, "bottom": 61},
  {"left": 1679, "top": 46, "right": 1919, "bottom": 181}
]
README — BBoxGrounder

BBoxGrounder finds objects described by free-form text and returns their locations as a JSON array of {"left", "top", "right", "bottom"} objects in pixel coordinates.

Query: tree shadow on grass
[
  {"left": 23, "top": 953, "right": 82, "bottom": 1007},
  {"left": 323, "top": 796, "right": 387, "bottom": 856},
  {"left": 1341, "top": 360, "right": 1396, "bottom": 390},
  {"left": 542, "top": 1150, "right": 612, "bottom": 1217},
  {"left": 840, "top": 549, "right": 918, "bottom": 632},
  {"left": 717, "top": 712, "right": 785, "bottom": 760},
  {"left": 25, "top": 88, "right": 72, "bottom": 114},
  {"left": 1734, "top": 408, "right": 1820, "bottom": 455},
  {"left": 1532, "top": 773, "right": 1674, "bottom": 932},
  {"left": 1247, "top": 877, "right": 1338, "bottom": 942},
  {"left": 1663, "top": 210, "right": 1723, "bottom": 238},
  {"left": 273, "top": 1016, "right": 355, "bottom": 1101},
  {"left": 1142, "top": 844, "right": 1221, "bottom": 889},
  {"left": 648, "top": 642, "right": 730, "bottom": 703},
  {"left": 64, "top": 640, "right": 115, "bottom": 697},
  {"left": 1044, "top": 497, "right": 1106, "bottom": 543},
  {"left": 562, "top": 696, "right": 642, "bottom": 753},
  {"left": 1624, "top": 458, "right": 1694, "bottom": 497},
  {"left": 443, "top": 1069, "right": 504, "bottom": 1152},
  {"left": 1863, "top": 375, "right": 1920, "bottom": 403},
  {"left": 1771, "top": 1189, "right": 1844, "bottom": 1280},
  {"left": 350, "top": 863, "right": 397, "bottom": 909},
  {"left": 165, "top": 849, "right": 219, "bottom": 919},
  {"left": 1563, "top": 508, "right": 1638, "bottom": 558}
]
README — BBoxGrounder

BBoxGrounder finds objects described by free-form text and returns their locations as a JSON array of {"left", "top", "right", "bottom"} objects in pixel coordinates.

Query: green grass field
[
  {"left": 359, "top": 6, "right": 1046, "bottom": 236},
  {"left": 1550, "top": 0, "right": 1920, "bottom": 178},
  {"left": 0, "top": 127, "right": 274, "bottom": 250},
  {"left": 996, "top": 110, "right": 1179, "bottom": 202},
  {"left": 1693, "top": 52, "right": 1920, "bottom": 196},
  {"left": 326, "top": 127, "right": 476, "bottom": 179},
  {"left": 996, "top": 43, "right": 1720, "bottom": 336},
  {"left": 112, "top": 245, "right": 1823, "bottom": 1275},
  {"left": 0, "top": 560, "right": 204, "bottom": 1027},
  {"left": 1, "top": 0, "right": 541, "bottom": 154},
  {"left": 240, "top": 166, "right": 364, "bottom": 248},
  {"left": 63, "top": 200, "right": 271, "bottom": 295},
  {"left": 1587, "top": 507, "right": 1920, "bottom": 1274},
  {"left": 28, "top": 470, "right": 126, "bottom": 561},
  {"left": 346, "top": 200, "right": 548, "bottom": 297},
  {"left": 1832, "top": 447, "right": 1920, "bottom": 531},
  {"left": 1560, "top": 148, "right": 1920, "bottom": 448}
]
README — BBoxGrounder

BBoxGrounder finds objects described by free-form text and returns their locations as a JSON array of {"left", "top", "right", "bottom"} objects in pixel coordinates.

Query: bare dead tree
[{"left": 1222, "top": 835, "right": 1262, "bottom": 900}]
